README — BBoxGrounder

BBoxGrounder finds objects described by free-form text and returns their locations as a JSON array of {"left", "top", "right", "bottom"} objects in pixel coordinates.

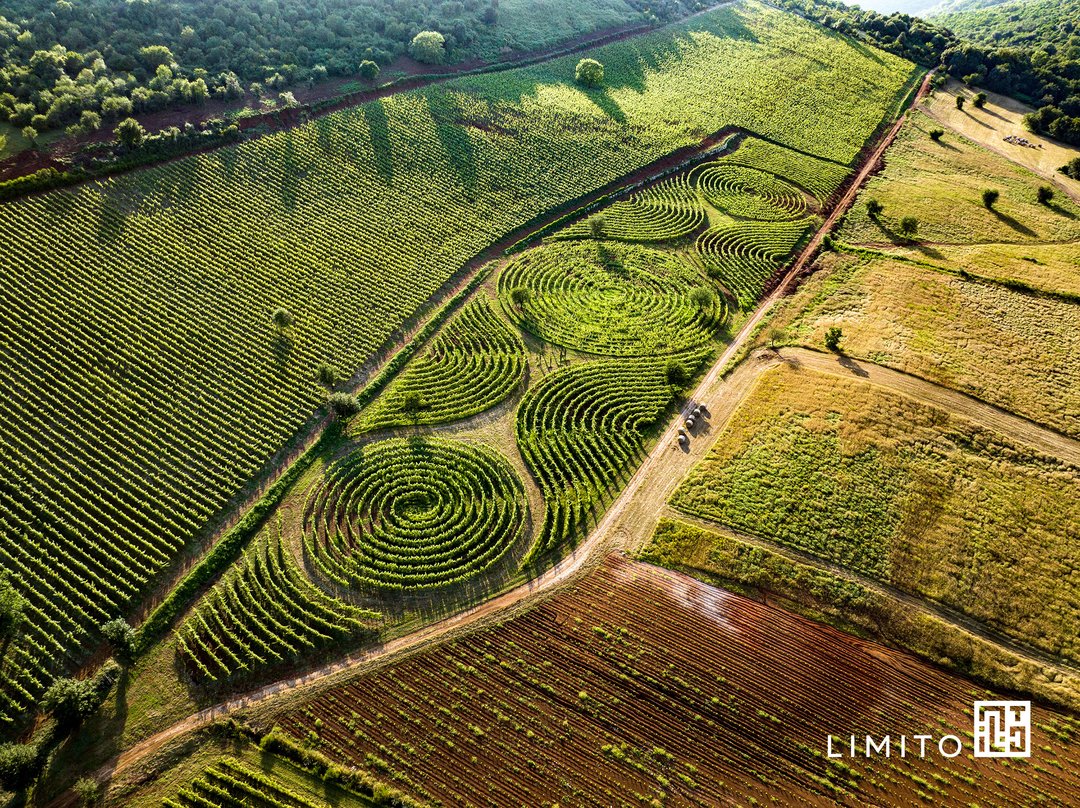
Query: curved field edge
[
  {"left": 641, "top": 519, "right": 1080, "bottom": 712},
  {"left": 0, "top": 0, "right": 919, "bottom": 726}
]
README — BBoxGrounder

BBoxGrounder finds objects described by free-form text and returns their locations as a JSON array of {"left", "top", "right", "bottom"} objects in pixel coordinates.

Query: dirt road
[{"left": 62, "top": 71, "right": 937, "bottom": 802}]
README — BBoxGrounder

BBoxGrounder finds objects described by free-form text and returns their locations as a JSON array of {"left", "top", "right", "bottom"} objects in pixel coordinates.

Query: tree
[
  {"left": 79, "top": 110, "right": 101, "bottom": 131},
  {"left": 401, "top": 391, "right": 425, "bottom": 423},
  {"left": 575, "top": 58, "right": 604, "bottom": 88},
  {"left": 73, "top": 776, "right": 100, "bottom": 807},
  {"left": 955, "top": 95, "right": 965, "bottom": 110},
  {"left": 21, "top": 125, "right": 37, "bottom": 147},
  {"left": 588, "top": 215, "right": 606, "bottom": 240},
  {"left": 1063, "top": 157, "right": 1080, "bottom": 180},
  {"left": 824, "top": 326, "right": 843, "bottom": 352},
  {"left": 271, "top": 307, "right": 294, "bottom": 330},
  {"left": 899, "top": 216, "right": 918, "bottom": 238},
  {"left": 410, "top": 31, "right": 445, "bottom": 65},
  {"left": 973, "top": 91, "right": 987, "bottom": 108},
  {"left": 100, "top": 618, "right": 135, "bottom": 662},
  {"left": 315, "top": 363, "right": 338, "bottom": 387},
  {"left": 982, "top": 188, "right": 999, "bottom": 208},
  {"left": 0, "top": 743, "right": 39, "bottom": 792},
  {"left": 358, "top": 60, "right": 380, "bottom": 81},
  {"left": 866, "top": 198, "right": 883, "bottom": 218},
  {"left": 1037, "top": 185, "right": 1055, "bottom": 205},
  {"left": 509, "top": 287, "right": 530, "bottom": 309},
  {"left": 665, "top": 359, "right": 689, "bottom": 388},
  {"left": 928, "top": 128, "right": 944, "bottom": 141},
  {"left": 327, "top": 392, "right": 359, "bottom": 418},
  {"left": 0, "top": 134, "right": 5, "bottom": 153},
  {"left": 690, "top": 286, "right": 715, "bottom": 309},
  {"left": 41, "top": 677, "right": 99, "bottom": 726},
  {"left": 114, "top": 117, "right": 145, "bottom": 148}
]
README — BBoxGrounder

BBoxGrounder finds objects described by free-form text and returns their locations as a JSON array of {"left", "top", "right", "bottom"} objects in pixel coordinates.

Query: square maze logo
[{"left": 974, "top": 701, "right": 1031, "bottom": 758}]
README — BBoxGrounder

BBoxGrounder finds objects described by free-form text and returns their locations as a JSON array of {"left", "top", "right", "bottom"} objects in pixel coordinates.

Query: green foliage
[
  {"left": 553, "top": 176, "right": 704, "bottom": 244},
  {"left": 665, "top": 359, "right": 690, "bottom": 388},
  {"left": 1061, "top": 157, "right": 1080, "bottom": 180},
  {"left": 982, "top": 188, "right": 999, "bottom": 208},
  {"left": 0, "top": 573, "right": 25, "bottom": 637},
  {"left": 358, "top": 60, "right": 380, "bottom": 81},
  {"left": 41, "top": 677, "right": 99, "bottom": 726},
  {"left": 176, "top": 526, "right": 379, "bottom": 683},
  {"left": 973, "top": 91, "right": 987, "bottom": 108},
  {"left": 899, "top": 215, "right": 918, "bottom": 237},
  {"left": 328, "top": 392, "right": 360, "bottom": 418},
  {"left": 315, "top": 363, "right": 339, "bottom": 388},
  {"left": 113, "top": 117, "right": 145, "bottom": 148},
  {"left": 0, "top": 743, "right": 39, "bottom": 792},
  {"left": 575, "top": 58, "right": 604, "bottom": 88},
  {"left": 866, "top": 197, "right": 883, "bottom": 217},
  {"left": 410, "top": 31, "right": 446, "bottom": 65},
  {"left": 304, "top": 438, "right": 526, "bottom": 591},
  {"left": 500, "top": 241, "right": 722, "bottom": 355},
  {"left": 823, "top": 326, "right": 842, "bottom": 352},
  {"left": 1037, "top": 185, "right": 1055, "bottom": 205},
  {"left": 100, "top": 617, "right": 135, "bottom": 662},
  {"left": 928, "top": 128, "right": 944, "bottom": 141},
  {"left": 955, "top": 95, "right": 965, "bottom": 110},
  {"left": 356, "top": 298, "right": 524, "bottom": 431},
  {"left": 697, "top": 220, "right": 810, "bottom": 309},
  {"left": 0, "top": 0, "right": 917, "bottom": 723},
  {"left": 164, "top": 756, "right": 333, "bottom": 808},
  {"left": 73, "top": 776, "right": 100, "bottom": 807}
]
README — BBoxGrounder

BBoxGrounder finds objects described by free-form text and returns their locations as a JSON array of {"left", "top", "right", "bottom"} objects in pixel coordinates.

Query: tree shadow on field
[
  {"left": 362, "top": 99, "right": 394, "bottom": 185},
  {"left": 1048, "top": 201, "right": 1077, "bottom": 220},
  {"left": 930, "top": 137, "right": 961, "bottom": 153},
  {"left": 583, "top": 87, "right": 626, "bottom": 124},
  {"left": 278, "top": 134, "right": 301, "bottom": 211},
  {"left": 960, "top": 109, "right": 992, "bottom": 128},
  {"left": 428, "top": 91, "right": 478, "bottom": 198},
  {"left": 990, "top": 207, "right": 1037, "bottom": 237}
]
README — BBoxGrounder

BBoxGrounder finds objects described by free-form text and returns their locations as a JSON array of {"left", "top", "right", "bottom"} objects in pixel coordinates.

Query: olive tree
[{"left": 575, "top": 58, "right": 604, "bottom": 88}]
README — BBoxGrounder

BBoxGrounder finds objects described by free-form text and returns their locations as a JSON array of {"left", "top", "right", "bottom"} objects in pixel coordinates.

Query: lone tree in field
[
  {"left": 982, "top": 188, "right": 1000, "bottom": 209},
  {"left": 0, "top": 574, "right": 24, "bottom": 638},
  {"left": 328, "top": 392, "right": 359, "bottom": 418},
  {"left": 665, "top": 359, "right": 690, "bottom": 388},
  {"left": 955, "top": 95, "right": 965, "bottom": 110},
  {"left": 929, "top": 128, "right": 944, "bottom": 141},
  {"left": 824, "top": 326, "right": 843, "bottom": 352},
  {"left": 899, "top": 216, "right": 918, "bottom": 239},
  {"left": 271, "top": 307, "right": 294, "bottom": 331},
  {"left": 100, "top": 618, "right": 136, "bottom": 663},
  {"left": 41, "top": 677, "right": 99, "bottom": 727},
  {"left": 973, "top": 91, "right": 988, "bottom": 108},
  {"left": 316, "top": 362, "right": 338, "bottom": 387},
  {"left": 575, "top": 58, "right": 604, "bottom": 88},
  {"left": 589, "top": 215, "right": 607, "bottom": 240},
  {"left": 509, "top": 287, "right": 530, "bottom": 309},
  {"left": 866, "top": 198, "right": 884, "bottom": 218},
  {"left": 359, "top": 60, "right": 380, "bottom": 81},
  {"left": 402, "top": 391, "right": 426, "bottom": 423},
  {"left": 410, "top": 31, "right": 446, "bottom": 64},
  {"left": 691, "top": 286, "right": 715, "bottom": 309},
  {"left": 1037, "top": 185, "right": 1055, "bottom": 204},
  {"left": 114, "top": 117, "right": 146, "bottom": 148},
  {"left": 21, "top": 126, "right": 37, "bottom": 147}
]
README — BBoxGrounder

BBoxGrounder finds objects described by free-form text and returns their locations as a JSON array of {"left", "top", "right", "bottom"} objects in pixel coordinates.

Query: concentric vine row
[
  {"left": 517, "top": 356, "right": 702, "bottom": 559},
  {"left": 303, "top": 438, "right": 526, "bottom": 592},
  {"left": 175, "top": 525, "right": 379, "bottom": 683},
  {"left": 695, "top": 163, "right": 809, "bottom": 221},
  {"left": 717, "top": 137, "right": 849, "bottom": 203},
  {"left": 356, "top": 298, "right": 525, "bottom": 431},
  {"left": 499, "top": 241, "right": 722, "bottom": 356},
  {"left": 696, "top": 220, "right": 811, "bottom": 308},
  {"left": 552, "top": 176, "right": 706, "bottom": 243}
]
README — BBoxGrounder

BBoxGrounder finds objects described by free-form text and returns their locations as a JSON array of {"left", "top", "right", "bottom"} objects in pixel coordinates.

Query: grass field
[
  {"left": 0, "top": 0, "right": 917, "bottom": 725},
  {"left": 773, "top": 251, "right": 1080, "bottom": 437},
  {"left": 838, "top": 111, "right": 1080, "bottom": 245},
  {"left": 256, "top": 556, "right": 1080, "bottom": 807},
  {"left": 669, "top": 364, "right": 1080, "bottom": 660}
]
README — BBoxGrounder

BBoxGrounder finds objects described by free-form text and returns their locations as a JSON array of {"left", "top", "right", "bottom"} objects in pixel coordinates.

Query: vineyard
[
  {"left": 354, "top": 298, "right": 525, "bottom": 431},
  {"left": 550, "top": 175, "right": 706, "bottom": 243},
  {"left": 268, "top": 556, "right": 1080, "bottom": 807},
  {"left": 0, "top": 0, "right": 918, "bottom": 724},
  {"left": 670, "top": 364, "right": 1080, "bottom": 661},
  {"left": 498, "top": 241, "right": 722, "bottom": 355},
  {"left": 301, "top": 438, "right": 527, "bottom": 593},
  {"left": 164, "top": 756, "right": 370, "bottom": 808},
  {"left": 175, "top": 526, "right": 380, "bottom": 684}
]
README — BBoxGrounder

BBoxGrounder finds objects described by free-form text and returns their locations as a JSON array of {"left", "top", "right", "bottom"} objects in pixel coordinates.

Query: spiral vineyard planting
[
  {"left": 717, "top": 137, "right": 851, "bottom": 204},
  {"left": 696, "top": 163, "right": 810, "bottom": 220},
  {"left": 551, "top": 175, "right": 706, "bottom": 243},
  {"left": 270, "top": 556, "right": 1080, "bottom": 806},
  {"left": 355, "top": 298, "right": 525, "bottom": 431},
  {"left": 175, "top": 526, "right": 379, "bottom": 683},
  {"left": 499, "top": 241, "right": 723, "bottom": 356},
  {"left": 696, "top": 219, "right": 812, "bottom": 308},
  {"left": 0, "top": 0, "right": 919, "bottom": 721},
  {"left": 516, "top": 357, "right": 699, "bottom": 559},
  {"left": 302, "top": 438, "right": 527, "bottom": 592}
]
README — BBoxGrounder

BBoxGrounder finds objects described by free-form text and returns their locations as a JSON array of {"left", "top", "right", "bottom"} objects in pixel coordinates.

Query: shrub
[
  {"left": 358, "top": 60, "right": 380, "bottom": 81},
  {"left": 100, "top": 617, "right": 136, "bottom": 662},
  {"left": 824, "top": 326, "right": 842, "bottom": 352},
  {"left": 328, "top": 392, "right": 359, "bottom": 418},
  {"left": 410, "top": 31, "right": 445, "bottom": 65},
  {"left": 21, "top": 125, "right": 36, "bottom": 145},
  {"left": 41, "top": 677, "right": 99, "bottom": 726},
  {"left": 575, "top": 58, "right": 604, "bottom": 88},
  {"left": 73, "top": 776, "right": 100, "bottom": 806},
  {"left": 955, "top": 95, "right": 965, "bottom": 110},
  {"left": 982, "top": 188, "right": 999, "bottom": 208},
  {"left": 865, "top": 198, "right": 883, "bottom": 217},
  {"left": 665, "top": 359, "right": 690, "bottom": 388},
  {"left": 928, "top": 128, "right": 944, "bottom": 141},
  {"left": 973, "top": 92, "right": 987, "bottom": 108},
  {"left": 1037, "top": 186, "right": 1055, "bottom": 205},
  {"left": 0, "top": 743, "right": 39, "bottom": 792},
  {"left": 315, "top": 362, "right": 339, "bottom": 387},
  {"left": 690, "top": 286, "right": 715, "bottom": 309}
]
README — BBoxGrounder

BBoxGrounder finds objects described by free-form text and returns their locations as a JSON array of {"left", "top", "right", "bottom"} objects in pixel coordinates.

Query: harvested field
[{"left": 269, "top": 556, "right": 1080, "bottom": 807}]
